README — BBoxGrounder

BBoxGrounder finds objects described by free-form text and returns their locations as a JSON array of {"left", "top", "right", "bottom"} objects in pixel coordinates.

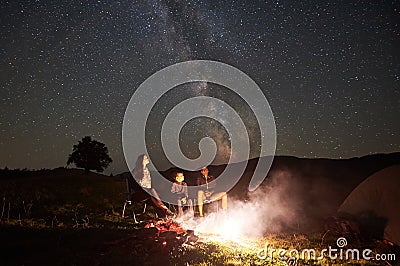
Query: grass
[
  {"left": 168, "top": 234, "right": 399, "bottom": 266},
  {"left": 0, "top": 168, "right": 399, "bottom": 265}
]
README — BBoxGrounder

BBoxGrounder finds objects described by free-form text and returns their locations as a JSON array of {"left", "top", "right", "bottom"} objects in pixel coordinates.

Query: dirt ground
[{"left": 0, "top": 227, "right": 173, "bottom": 265}]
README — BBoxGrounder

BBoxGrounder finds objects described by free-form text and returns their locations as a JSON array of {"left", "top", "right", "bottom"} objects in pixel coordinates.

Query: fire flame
[{"left": 176, "top": 211, "right": 251, "bottom": 244}]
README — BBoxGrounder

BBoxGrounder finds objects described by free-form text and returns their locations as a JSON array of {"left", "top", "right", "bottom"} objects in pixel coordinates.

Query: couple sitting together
[{"left": 133, "top": 154, "right": 227, "bottom": 218}]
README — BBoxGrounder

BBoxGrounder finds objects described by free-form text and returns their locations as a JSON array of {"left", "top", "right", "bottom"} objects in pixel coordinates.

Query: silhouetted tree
[{"left": 67, "top": 136, "right": 112, "bottom": 173}]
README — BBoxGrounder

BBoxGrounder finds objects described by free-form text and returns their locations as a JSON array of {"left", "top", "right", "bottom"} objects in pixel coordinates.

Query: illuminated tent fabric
[{"left": 338, "top": 165, "right": 400, "bottom": 245}]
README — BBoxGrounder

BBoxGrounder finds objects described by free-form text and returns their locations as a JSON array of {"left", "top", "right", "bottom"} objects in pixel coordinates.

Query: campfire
[
  {"left": 141, "top": 210, "right": 259, "bottom": 249},
  {"left": 126, "top": 198, "right": 276, "bottom": 266}
]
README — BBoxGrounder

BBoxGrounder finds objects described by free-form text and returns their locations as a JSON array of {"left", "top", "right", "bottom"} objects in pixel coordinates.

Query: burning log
[{"left": 144, "top": 219, "right": 199, "bottom": 246}]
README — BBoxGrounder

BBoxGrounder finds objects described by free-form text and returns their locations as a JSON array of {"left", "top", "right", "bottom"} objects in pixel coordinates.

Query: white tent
[{"left": 339, "top": 165, "right": 400, "bottom": 245}]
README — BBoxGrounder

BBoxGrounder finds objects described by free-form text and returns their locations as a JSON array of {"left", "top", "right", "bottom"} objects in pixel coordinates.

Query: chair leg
[
  {"left": 133, "top": 211, "right": 139, "bottom": 223},
  {"left": 122, "top": 201, "right": 128, "bottom": 218},
  {"left": 122, "top": 201, "right": 157, "bottom": 221}
]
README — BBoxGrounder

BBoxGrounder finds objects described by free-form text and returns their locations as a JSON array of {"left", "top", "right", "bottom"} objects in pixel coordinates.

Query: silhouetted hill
[
  {"left": 0, "top": 167, "right": 125, "bottom": 225},
  {"left": 229, "top": 152, "right": 400, "bottom": 197}
]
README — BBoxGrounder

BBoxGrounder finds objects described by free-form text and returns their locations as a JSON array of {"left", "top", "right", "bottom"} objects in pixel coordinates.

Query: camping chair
[{"left": 122, "top": 175, "right": 154, "bottom": 222}]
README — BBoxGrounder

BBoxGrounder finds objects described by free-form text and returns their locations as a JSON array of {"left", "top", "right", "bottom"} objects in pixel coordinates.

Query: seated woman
[
  {"left": 133, "top": 154, "right": 173, "bottom": 218},
  {"left": 171, "top": 170, "right": 193, "bottom": 217},
  {"left": 197, "top": 166, "right": 227, "bottom": 217}
]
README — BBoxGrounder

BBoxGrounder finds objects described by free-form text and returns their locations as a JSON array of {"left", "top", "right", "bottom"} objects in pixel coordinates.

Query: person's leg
[
  {"left": 149, "top": 189, "right": 166, "bottom": 209},
  {"left": 187, "top": 199, "right": 193, "bottom": 215},
  {"left": 197, "top": 190, "right": 205, "bottom": 217},
  {"left": 221, "top": 193, "right": 227, "bottom": 211},
  {"left": 150, "top": 188, "right": 163, "bottom": 201},
  {"left": 177, "top": 199, "right": 183, "bottom": 217},
  {"left": 149, "top": 196, "right": 166, "bottom": 218},
  {"left": 211, "top": 192, "right": 227, "bottom": 211},
  {"left": 149, "top": 188, "right": 173, "bottom": 217}
]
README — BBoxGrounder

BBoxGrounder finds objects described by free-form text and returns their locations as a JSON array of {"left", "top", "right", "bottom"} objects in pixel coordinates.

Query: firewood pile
[
  {"left": 99, "top": 219, "right": 200, "bottom": 265},
  {"left": 107, "top": 219, "right": 199, "bottom": 254},
  {"left": 143, "top": 219, "right": 199, "bottom": 247}
]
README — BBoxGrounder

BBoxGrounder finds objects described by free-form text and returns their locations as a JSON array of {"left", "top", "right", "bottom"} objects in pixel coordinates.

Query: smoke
[
  {"left": 245, "top": 176, "right": 301, "bottom": 234},
  {"left": 177, "top": 169, "right": 303, "bottom": 239}
]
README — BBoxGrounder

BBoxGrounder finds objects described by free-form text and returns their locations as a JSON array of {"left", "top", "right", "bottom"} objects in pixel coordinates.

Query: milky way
[{"left": 1, "top": 0, "right": 399, "bottom": 173}]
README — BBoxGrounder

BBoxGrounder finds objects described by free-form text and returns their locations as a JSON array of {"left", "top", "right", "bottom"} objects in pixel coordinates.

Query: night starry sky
[{"left": 1, "top": 0, "right": 399, "bottom": 174}]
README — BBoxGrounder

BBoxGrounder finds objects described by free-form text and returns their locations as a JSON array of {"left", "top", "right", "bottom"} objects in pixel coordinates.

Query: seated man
[
  {"left": 197, "top": 166, "right": 227, "bottom": 217},
  {"left": 171, "top": 170, "right": 193, "bottom": 217}
]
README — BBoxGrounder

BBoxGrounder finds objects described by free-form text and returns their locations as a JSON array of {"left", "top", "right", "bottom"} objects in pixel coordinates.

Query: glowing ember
[{"left": 143, "top": 219, "right": 199, "bottom": 246}]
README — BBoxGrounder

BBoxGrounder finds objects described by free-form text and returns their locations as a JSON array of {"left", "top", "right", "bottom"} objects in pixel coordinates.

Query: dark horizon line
[{"left": 2, "top": 151, "right": 399, "bottom": 174}]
